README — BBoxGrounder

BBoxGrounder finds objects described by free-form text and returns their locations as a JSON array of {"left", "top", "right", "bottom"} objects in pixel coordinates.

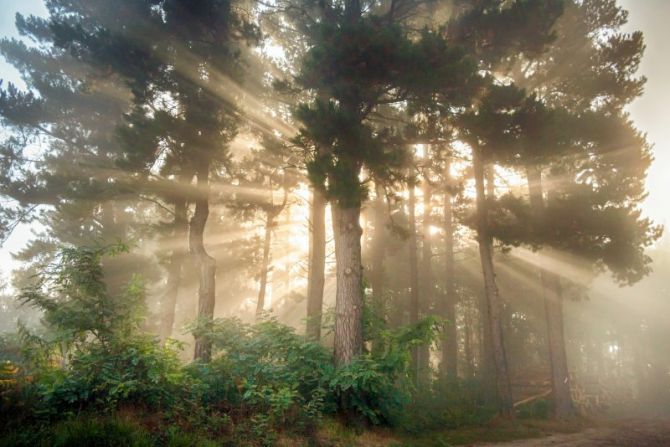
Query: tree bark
[
  {"left": 418, "top": 177, "right": 432, "bottom": 384},
  {"left": 256, "top": 214, "right": 274, "bottom": 318},
  {"left": 370, "top": 184, "right": 386, "bottom": 319},
  {"left": 473, "top": 148, "right": 514, "bottom": 417},
  {"left": 526, "top": 165, "right": 575, "bottom": 419},
  {"left": 479, "top": 289, "right": 495, "bottom": 382},
  {"left": 464, "top": 312, "right": 474, "bottom": 378},
  {"left": 191, "top": 162, "right": 216, "bottom": 362},
  {"left": 369, "top": 184, "right": 386, "bottom": 355},
  {"left": 408, "top": 179, "right": 421, "bottom": 383},
  {"left": 441, "top": 156, "right": 458, "bottom": 381},
  {"left": 306, "top": 187, "right": 327, "bottom": 340},
  {"left": 159, "top": 199, "right": 188, "bottom": 342},
  {"left": 332, "top": 202, "right": 364, "bottom": 366}
]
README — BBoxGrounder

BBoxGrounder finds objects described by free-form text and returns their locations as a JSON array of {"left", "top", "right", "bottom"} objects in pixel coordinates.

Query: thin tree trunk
[
  {"left": 408, "top": 178, "right": 420, "bottom": 383},
  {"left": 526, "top": 165, "right": 575, "bottom": 419},
  {"left": 256, "top": 214, "right": 274, "bottom": 318},
  {"left": 332, "top": 202, "right": 364, "bottom": 366},
  {"left": 543, "top": 273, "right": 574, "bottom": 418},
  {"left": 479, "top": 289, "right": 495, "bottom": 381},
  {"left": 370, "top": 184, "right": 386, "bottom": 318},
  {"left": 191, "top": 162, "right": 216, "bottom": 362},
  {"left": 464, "top": 311, "right": 474, "bottom": 378},
  {"left": 369, "top": 183, "right": 386, "bottom": 354},
  {"left": 473, "top": 148, "right": 514, "bottom": 417},
  {"left": 306, "top": 187, "right": 327, "bottom": 340},
  {"left": 418, "top": 177, "right": 432, "bottom": 384},
  {"left": 160, "top": 199, "right": 188, "bottom": 342},
  {"left": 442, "top": 156, "right": 458, "bottom": 381}
]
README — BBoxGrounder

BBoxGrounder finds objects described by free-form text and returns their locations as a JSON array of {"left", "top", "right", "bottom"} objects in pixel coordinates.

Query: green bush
[
  {"left": 34, "top": 336, "right": 188, "bottom": 415},
  {"left": 188, "top": 317, "right": 333, "bottom": 434},
  {"left": 328, "top": 315, "right": 442, "bottom": 426},
  {"left": 0, "top": 243, "right": 448, "bottom": 445},
  {"left": 2, "top": 244, "right": 192, "bottom": 418}
]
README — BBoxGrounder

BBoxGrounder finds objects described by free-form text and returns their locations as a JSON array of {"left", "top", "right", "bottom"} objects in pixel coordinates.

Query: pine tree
[
  {"left": 44, "top": 0, "right": 259, "bottom": 361},
  {"left": 294, "top": 0, "right": 478, "bottom": 366}
]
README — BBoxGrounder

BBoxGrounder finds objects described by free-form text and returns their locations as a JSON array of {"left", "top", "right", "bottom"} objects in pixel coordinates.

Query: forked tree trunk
[
  {"left": 442, "top": 156, "right": 458, "bottom": 381},
  {"left": 332, "top": 202, "right": 364, "bottom": 366},
  {"left": 526, "top": 165, "right": 575, "bottom": 419},
  {"left": 408, "top": 179, "right": 421, "bottom": 383},
  {"left": 306, "top": 187, "right": 327, "bottom": 340},
  {"left": 160, "top": 199, "right": 188, "bottom": 342},
  {"left": 191, "top": 163, "right": 216, "bottom": 362},
  {"left": 256, "top": 214, "right": 274, "bottom": 318},
  {"left": 473, "top": 148, "right": 513, "bottom": 417}
]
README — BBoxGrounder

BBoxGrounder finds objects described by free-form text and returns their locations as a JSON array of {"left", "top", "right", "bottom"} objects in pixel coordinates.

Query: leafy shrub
[
  {"left": 0, "top": 242, "right": 448, "bottom": 445},
  {"left": 188, "top": 317, "right": 333, "bottom": 435},
  {"left": 34, "top": 337, "right": 188, "bottom": 415},
  {"left": 329, "top": 316, "right": 442, "bottom": 426},
  {"left": 3, "top": 243, "right": 192, "bottom": 419}
]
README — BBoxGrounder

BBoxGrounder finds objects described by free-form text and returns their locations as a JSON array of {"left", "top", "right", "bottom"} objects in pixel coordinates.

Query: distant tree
[
  {"left": 44, "top": 0, "right": 259, "bottom": 361},
  {"left": 445, "top": 0, "right": 564, "bottom": 416},
  {"left": 0, "top": 10, "right": 160, "bottom": 299},
  {"left": 228, "top": 135, "right": 299, "bottom": 318},
  {"left": 494, "top": 0, "right": 661, "bottom": 418}
]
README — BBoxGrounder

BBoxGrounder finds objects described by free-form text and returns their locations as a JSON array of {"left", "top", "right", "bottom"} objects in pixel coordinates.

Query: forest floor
[
  {"left": 297, "top": 417, "right": 670, "bottom": 447},
  {"left": 475, "top": 418, "right": 670, "bottom": 446}
]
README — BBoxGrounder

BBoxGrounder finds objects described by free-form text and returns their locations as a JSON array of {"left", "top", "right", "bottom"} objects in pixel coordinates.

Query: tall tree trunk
[
  {"left": 160, "top": 199, "right": 188, "bottom": 342},
  {"left": 332, "top": 202, "right": 364, "bottom": 366},
  {"left": 369, "top": 184, "right": 386, "bottom": 354},
  {"left": 479, "top": 289, "right": 495, "bottom": 381},
  {"left": 473, "top": 148, "right": 514, "bottom": 417},
  {"left": 418, "top": 178, "right": 432, "bottom": 384},
  {"left": 256, "top": 214, "right": 274, "bottom": 318},
  {"left": 306, "top": 187, "right": 327, "bottom": 340},
  {"left": 191, "top": 162, "right": 216, "bottom": 362},
  {"left": 464, "top": 310, "right": 474, "bottom": 378},
  {"left": 441, "top": 156, "right": 458, "bottom": 381},
  {"left": 526, "top": 165, "right": 575, "bottom": 419},
  {"left": 408, "top": 178, "right": 421, "bottom": 383}
]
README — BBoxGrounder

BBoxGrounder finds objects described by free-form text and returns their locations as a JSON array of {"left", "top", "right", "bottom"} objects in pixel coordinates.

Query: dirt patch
[{"left": 476, "top": 418, "right": 670, "bottom": 446}]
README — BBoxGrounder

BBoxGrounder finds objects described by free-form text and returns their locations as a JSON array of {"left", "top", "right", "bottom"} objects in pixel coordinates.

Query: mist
[{"left": 0, "top": 0, "right": 668, "bottom": 446}]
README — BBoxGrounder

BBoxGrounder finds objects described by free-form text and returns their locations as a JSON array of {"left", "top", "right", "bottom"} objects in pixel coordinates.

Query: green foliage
[
  {"left": 32, "top": 336, "right": 187, "bottom": 416},
  {"left": 2, "top": 244, "right": 188, "bottom": 420},
  {"left": 18, "top": 242, "right": 144, "bottom": 347},
  {"left": 329, "top": 314, "right": 443, "bottom": 426},
  {"left": 399, "top": 378, "right": 499, "bottom": 433},
  {"left": 188, "top": 317, "right": 334, "bottom": 434}
]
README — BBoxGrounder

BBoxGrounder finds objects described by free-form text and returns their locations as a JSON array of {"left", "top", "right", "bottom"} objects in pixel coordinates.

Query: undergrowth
[{"left": 0, "top": 243, "right": 508, "bottom": 446}]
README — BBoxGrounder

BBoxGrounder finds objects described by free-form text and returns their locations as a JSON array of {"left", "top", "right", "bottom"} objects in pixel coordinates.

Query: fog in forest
[{"left": 0, "top": 0, "right": 668, "bottom": 445}]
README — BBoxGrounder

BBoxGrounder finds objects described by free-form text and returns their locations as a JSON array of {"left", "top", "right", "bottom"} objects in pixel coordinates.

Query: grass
[
  {"left": 0, "top": 412, "right": 591, "bottom": 447},
  {"left": 295, "top": 417, "right": 590, "bottom": 447}
]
